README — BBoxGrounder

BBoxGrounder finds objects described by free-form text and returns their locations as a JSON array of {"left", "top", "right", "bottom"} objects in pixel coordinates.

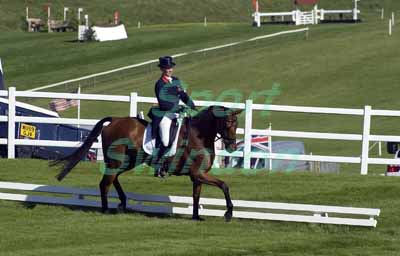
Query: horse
[{"left": 51, "top": 105, "right": 243, "bottom": 221}]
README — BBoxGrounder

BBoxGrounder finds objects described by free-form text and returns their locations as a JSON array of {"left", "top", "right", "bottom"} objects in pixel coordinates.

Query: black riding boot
[{"left": 154, "top": 145, "right": 168, "bottom": 178}]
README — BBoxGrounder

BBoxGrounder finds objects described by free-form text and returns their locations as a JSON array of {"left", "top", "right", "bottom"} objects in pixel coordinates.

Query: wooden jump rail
[
  {"left": 0, "top": 181, "right": 380, "bottom": 227},
  {"left": 48, "top": 20, "right": 74, "bottom": 32}
]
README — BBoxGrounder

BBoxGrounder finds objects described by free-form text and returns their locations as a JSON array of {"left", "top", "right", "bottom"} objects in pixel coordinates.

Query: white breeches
[{"left": 159, "top": 113, "right": 179, "bottom": 147}]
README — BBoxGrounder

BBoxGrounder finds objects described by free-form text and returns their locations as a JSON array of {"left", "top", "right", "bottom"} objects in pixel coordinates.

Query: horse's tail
[{"left": 51, "top": 117, "right": 113, "bottom": 181}]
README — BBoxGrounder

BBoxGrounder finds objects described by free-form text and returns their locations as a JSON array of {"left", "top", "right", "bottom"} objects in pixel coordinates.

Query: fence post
[
  {"left": 243, "top": 100, "right": 253, "bottom": 169},
  {"left": 254, "top": 12, "right": 261, "bottom": 27},
  {"left": 130, "top": 92, "right": 138, "bottom": 117},
  {"left": 378, "top": 141, "right": 382, "bottom": 156},
  {"left": 7, "top": 87, "right": 16, "bottom": 159},
  {"left": 268, "top": 122, "right": 272, "bottom": 171},
  {"left": 361, "top": 105, "right": 372, "bottom": 175}
]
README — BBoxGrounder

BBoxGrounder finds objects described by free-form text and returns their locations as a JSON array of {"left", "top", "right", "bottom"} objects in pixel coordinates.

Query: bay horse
[{"left": 52, "top": 106, "right": 242, "bottom": 221}]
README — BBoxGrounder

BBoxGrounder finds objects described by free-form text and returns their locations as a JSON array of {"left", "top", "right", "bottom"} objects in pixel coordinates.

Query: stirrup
[{"left": 154, "top": 167, "right": 167, "bottom": 179}]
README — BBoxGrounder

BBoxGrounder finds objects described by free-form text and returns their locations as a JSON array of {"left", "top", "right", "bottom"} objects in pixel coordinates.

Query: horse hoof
[
  {"left": 224, "top": 211, "right": 233, "bottom": 222},
  {"left": 192, "top": 216, "right": 205, "bottom": 221},
  {"left": 117, "top": 204, "right": 127, "bottom": 213},
  {"left": 101, "top": 209, "right": 111, "bottom": 214}
]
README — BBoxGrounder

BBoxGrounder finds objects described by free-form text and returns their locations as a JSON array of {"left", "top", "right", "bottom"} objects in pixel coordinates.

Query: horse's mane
[
  {"left": 192, "top": 107, "right": 212, "bottom": 121},
  {"left": 192, "top": 105, "right": 227, "bottom": 121}
]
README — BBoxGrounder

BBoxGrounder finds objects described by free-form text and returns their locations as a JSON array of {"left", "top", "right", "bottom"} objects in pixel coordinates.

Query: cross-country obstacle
[
  {"left": 252, "top": 0, "right": 361, "bottom": 27},
  {"left": 25, "top": 7, "right": 45, "bottom": 32},
  {"left": 0, "top": 181, "right": 379, "bottom": 227},
  {"left": 25, "top": 5, "right": 77, "bottom": 33}
]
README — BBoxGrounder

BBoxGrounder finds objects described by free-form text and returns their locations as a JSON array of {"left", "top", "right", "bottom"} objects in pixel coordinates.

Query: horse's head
[{"left": 210, "top": 106, "right": 243, "bottom": 153}]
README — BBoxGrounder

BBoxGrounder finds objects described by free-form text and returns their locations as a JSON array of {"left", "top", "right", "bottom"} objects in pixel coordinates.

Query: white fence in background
[
  {"left": 253, "top": 0, "right": 361, "bottom": 27},
  {"left": 1, "top": 87, "right": 400, "bottom": 175},
  {"left": 0, "top": 181, "right": 380, "bottom": 227}
]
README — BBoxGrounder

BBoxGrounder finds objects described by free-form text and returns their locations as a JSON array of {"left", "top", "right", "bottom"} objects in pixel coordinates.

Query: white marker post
[
  {"left": 64, "top": 7, "right": 69, "bottom": 21},
  {"left": 0, "top": 58, "right": 5, "bottom": 90},
  {"left": 84, "top": 14, "right": 89, "bottom": 27},
  {"left": 353, "top": 0, "right": 359, "bottom": 21},
  {"left": 47, "top": 5, "right": 51, "bottom": 33},
  {"left": 78, "top": 8, "right": 83, "bottom": 21},
  {"left": 389, "top": 19, "right": 392, "bottom": 36},
  {"left": 204, "top": 16, "right": 207, "bottom": 27},
  {"left": 255, "top": 0, "right": 261, "bottom": 27},
  {"left": 392, "top": 12, "right": 395, "bottom": 27},
  {"left": 381, "top": 8, "right": 384, "bottom": 20}
]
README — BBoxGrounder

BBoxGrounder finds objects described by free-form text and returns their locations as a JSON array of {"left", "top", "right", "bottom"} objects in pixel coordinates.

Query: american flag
[
  {"left": 49, "top": 89, "right": 79, "bottom": 112},
  {"left": 0, "top": 58, "right": 5, "bottom": 90}
]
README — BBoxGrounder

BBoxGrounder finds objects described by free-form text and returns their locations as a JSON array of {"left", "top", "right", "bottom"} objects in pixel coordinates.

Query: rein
[
  {"left": 214, "top": 115, "right": 236, "bottom": 145},
  {"left": 181, "top": 114, "right": 191, "bottom": 148}
]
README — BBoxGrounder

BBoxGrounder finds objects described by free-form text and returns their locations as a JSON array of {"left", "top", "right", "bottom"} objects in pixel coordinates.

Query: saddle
[{"left": 142, "top": 115, "right": 184, "bottom": 157}]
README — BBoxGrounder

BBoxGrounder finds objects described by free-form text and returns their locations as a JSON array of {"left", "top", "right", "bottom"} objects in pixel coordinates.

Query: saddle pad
[{"left": 142, "top": 122, "right": 183, "bottom": 157}]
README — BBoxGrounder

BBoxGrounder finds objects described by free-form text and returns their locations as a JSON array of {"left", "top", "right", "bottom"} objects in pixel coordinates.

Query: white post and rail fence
[
  {"left": 0, "top": 181, "right": 380, "bottom": 227},
  {"left": 1, "top": 87, "right": 400, "bottom": 175}
]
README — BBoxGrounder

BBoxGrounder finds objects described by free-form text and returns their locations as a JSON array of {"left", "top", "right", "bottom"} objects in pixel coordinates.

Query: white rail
[
  {"left": 253, "top": 0, "right": 361, "bottom": 27},
  {"left": 0, "top": 181, "right": 380, "bottom": 227},
  {"left": 1, "top": 87, "right": 400, "bottom": 175}
]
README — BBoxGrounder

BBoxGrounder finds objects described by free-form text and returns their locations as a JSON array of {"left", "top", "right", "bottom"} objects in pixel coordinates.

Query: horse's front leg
[
  {"left": 220, "top": 180, "right": 233, "bottom": 221},
  {"left": 197, "top": 172, "right": 233, "bottom": 222},
  {"left": 191, "top": 181, "right": 204, "bottom": 221}
]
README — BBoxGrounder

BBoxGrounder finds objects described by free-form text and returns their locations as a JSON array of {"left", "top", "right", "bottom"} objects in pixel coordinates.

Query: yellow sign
[{"left": 20, "top": 123, "right": 36, "bottom": 139}]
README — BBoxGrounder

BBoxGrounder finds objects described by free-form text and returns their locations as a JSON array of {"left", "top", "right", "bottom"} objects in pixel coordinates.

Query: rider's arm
[
  {"left": 173, "top": 78, "right": 195, "bottom": 110},
  {"left": 178, "top": 86, "right": 196, "bottom": 110}
]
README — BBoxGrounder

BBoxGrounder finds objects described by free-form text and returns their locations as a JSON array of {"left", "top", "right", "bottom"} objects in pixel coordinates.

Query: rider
[{"left": 149, "top": 56, "right": 196, "bottom": 177}]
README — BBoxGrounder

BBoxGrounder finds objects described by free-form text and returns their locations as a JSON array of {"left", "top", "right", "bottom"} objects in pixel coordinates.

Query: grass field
[
  {"left": 0, "top": 159, "right": 399, "bottom": 256},
  {"left": 1, "top": 1, "right": 400, "bottom": 254}
]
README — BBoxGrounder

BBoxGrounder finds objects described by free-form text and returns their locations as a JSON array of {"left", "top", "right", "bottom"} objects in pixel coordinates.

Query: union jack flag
[{"left": 236, "top": 136, "right": 269, "bottom": 151}]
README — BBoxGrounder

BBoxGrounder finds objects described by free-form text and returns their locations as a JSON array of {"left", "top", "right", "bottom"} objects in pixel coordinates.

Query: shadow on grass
[{"left": 20, "top": 201, "right": 188, "bottom": 220}]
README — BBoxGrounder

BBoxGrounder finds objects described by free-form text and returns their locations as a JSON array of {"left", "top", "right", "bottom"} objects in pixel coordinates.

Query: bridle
[{"left": 214, "top": 115, "right": 237, "bottom": 147}]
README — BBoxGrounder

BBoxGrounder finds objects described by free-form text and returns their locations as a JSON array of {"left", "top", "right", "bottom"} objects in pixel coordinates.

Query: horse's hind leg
[
  {"left": 99, "top": 174, "right": 116, "bottom": 213},
  {"left": 197, "top": 173, "right": 233, "bottom": 222},
  {"left": 113, "top": 172, "right": 127, "bottom": 211}
]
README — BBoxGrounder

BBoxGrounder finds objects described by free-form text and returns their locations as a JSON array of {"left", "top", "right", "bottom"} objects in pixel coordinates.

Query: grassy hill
[{"left": 1, "top": 0, "right": 399, "bottom": 31}]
